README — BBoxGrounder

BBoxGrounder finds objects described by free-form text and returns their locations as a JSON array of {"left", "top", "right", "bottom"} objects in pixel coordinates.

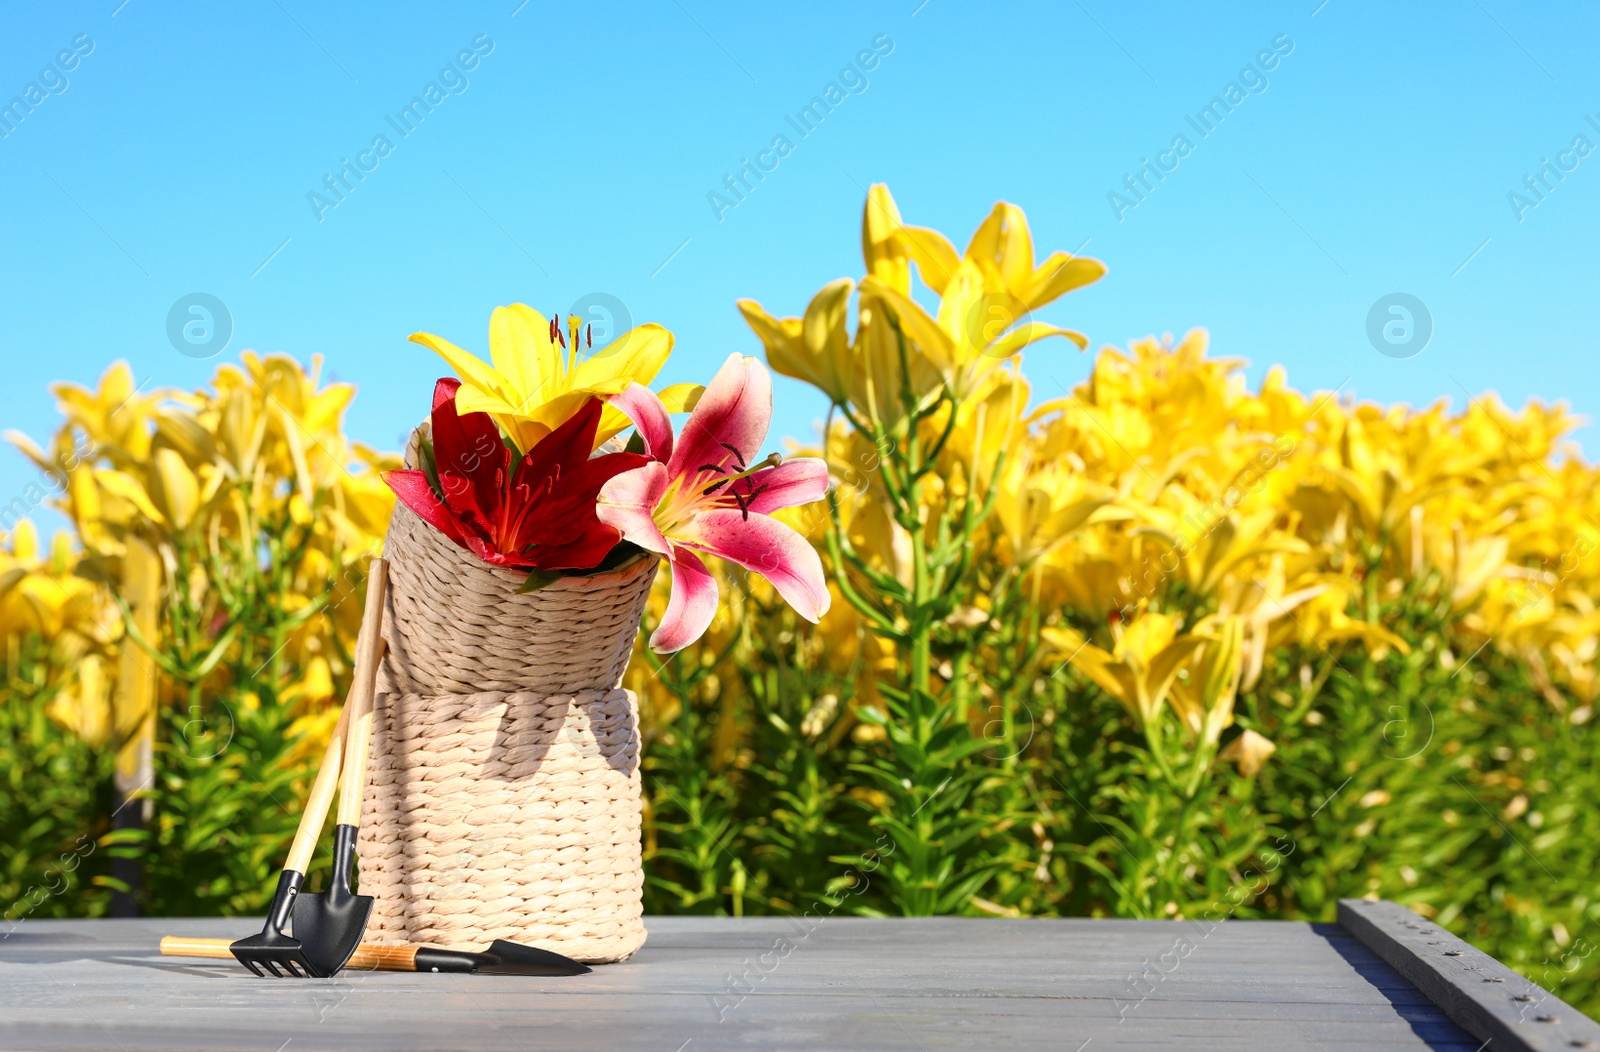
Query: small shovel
[
  {"left": 230, "top": 558, "right": 389, "bottom": 978},
  {"left": 289, "top": 558, "right": 389, "bottom": 977},
  {"left": 163, "top": 935, "right": 590, "bottom": 976}
]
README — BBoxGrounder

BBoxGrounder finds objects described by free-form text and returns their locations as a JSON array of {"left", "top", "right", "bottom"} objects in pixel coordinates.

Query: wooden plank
[
  {"left": 1339, "top": 898, "right": 1600, "bottom": 1052},
  {"left": 0, "top": 917, "right": 1486, "bottom": 1051}
]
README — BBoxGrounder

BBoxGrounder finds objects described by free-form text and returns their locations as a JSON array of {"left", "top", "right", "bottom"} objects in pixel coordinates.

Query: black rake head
[
  {"left": 229, "top": 929, "right": 325, "bottom": 978},
  {"left": 229, "top": 869, "right": 332, "bottom": 978}
]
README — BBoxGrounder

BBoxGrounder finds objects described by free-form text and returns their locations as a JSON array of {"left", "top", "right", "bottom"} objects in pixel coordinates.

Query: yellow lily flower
[
  {"left": 740, "top": 278, "right": 944, "bottom": 425},
  {"left": 744, "top": 186, "right": 1106, "bottom": 408},
  {"left": 964, "top": 201, "right": 1107, "bottom": 311},
  {"left": 861, "top": 258, "right": 1092, "bottom": 398},
  {"left": 1043, "top": 612, "right": 1204, "bottom": 730},
  {"left": 861, "top": 183, "right": 959, "bottom": 296},
  {"left": 50, "top": 360, "right": 163, "bottom": 468},
  {"left": 411, "top": 303, "right": 700, "bottom": 454},
  {"left": 858, "top": 185, "right": 1105, "bottom": 397},
  {"left": 1168, "top": 614, "right": 1244, "bottom": 750},
  {"left": 992, "top": 463, "right": 1117, "bottom": 565},
  {"left": 737, "top": 279, "right": 853, "bottom": 406}
]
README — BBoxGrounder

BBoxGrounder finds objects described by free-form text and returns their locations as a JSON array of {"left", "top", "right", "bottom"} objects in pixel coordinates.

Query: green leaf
[
  {"left": 418, "top": 433, "right": 442, "bottom": 499},
  {"left": 516, "top": 569, "right": 562, "bottom": 593}
]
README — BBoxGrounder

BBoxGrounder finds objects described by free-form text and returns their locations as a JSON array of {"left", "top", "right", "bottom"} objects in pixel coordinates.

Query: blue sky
[{"left": 3, "top": 0, "right": 1598, "bottom": 535}]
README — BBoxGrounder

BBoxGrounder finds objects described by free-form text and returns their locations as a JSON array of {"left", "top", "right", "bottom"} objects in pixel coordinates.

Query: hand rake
[
  {"left": 163, "top": 935, "right": 592, "bottom": 976},
  {"left": 229, "top": 558, "right": 388, "bottom": 978}
]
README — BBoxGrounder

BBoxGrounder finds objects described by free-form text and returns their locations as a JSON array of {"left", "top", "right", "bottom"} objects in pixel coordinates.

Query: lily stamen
[{"left": 697, "top": 451, "right": 782, "bottom": 492}]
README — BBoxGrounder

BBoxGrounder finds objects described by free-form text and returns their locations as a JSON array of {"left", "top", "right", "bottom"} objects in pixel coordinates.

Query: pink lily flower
[{"left": 597, "top": 353, "right": 831, "bottom": 652}]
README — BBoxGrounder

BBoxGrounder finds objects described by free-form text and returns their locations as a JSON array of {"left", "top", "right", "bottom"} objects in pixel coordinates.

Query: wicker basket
[
  {"left": 378, "top": 503, "right": 656, "bottom": 697},
  {"left": 356, "top": 454, "right": 658, "bottom": 963}
]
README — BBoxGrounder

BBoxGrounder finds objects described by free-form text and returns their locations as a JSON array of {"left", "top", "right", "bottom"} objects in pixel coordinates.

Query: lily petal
[
  {"left": 861, "top": 183, "right": 911, "bottom": 295},
  {"left": 431, "top": 377, "right": 460, "bottom": 411},
  {"left": 608, "top": 383, "right": 674, "bottom": 461},
  {"left": 519, "top": 389, "right": 591, "bottom": 441},
  {"left": 651, "top": 546, "right": 720, "bottom": 653},
  {"left": 95, "top": 466, "right": 165, "bottom": 524},
  {"left": 1025, "top": 252, "right": 1107, "bottom": 310},
  {"left": 901, "top": 224, "right": 961, "bottom": 294},
  {"left": 860, "top": 278, "right": 956, "bottom": 373},
  {"left": 966, "top": 201, "right": 1035, "bottom": 295},
  {"left": 594, "top": 406, "right": 640, "bottom": 449},
  {"left": 737, "top": 300, "right": 808, "bottom": 373},
  {"left": 800, "top": 278, "right": 854, "bottom": 405},
  {"left": 743, "top": 457, "right": 829, "bottom": 515},
  {"left": 529, "top": 527, "right": 625, "bottom": 571},
  {"left": 571, "top": 323, "right": 673, "bottom": 393},
  {"left": 678, "top": 508, "right": 829, "bottom": 623},
  {"left": 409, "top": 332, "right": 515, "bottom": 405},
  {"left": 657, "top": 382, "right": 705, "bottom": 414},
  {"left": 427, "top": 378, "right": 506, "bottom": 518},
  {"left": 524, "top": 396, "right": 605, "bottom": 480},
  {"left": 488, "top": 304, "right": 560, "bottom": 403},
  {"left": 597, "top": 462, "right": 673, "bottom": 557},
  {"left": 984, "top": 320, "right": 1089, "bottom": 360},
  {"left": 668, "top": 353, "right": 772, "bottom": 481},
  {"left": 741, "top": 297, "right": 847, "bottom": 406},
  {"left": 453, "top": 384, "right": 516, "bottom": 417},
  {"left": 384, "top": 469, "right": 466, "bottom": 545},
  {"left": 935, "top": 258, "right": 988, "bottom": 361}
]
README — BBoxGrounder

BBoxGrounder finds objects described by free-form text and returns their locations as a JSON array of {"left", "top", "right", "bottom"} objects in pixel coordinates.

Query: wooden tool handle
[
  {"left": 160, "top": 935, "right": 418, "bottom": 972},
  {"left": 282, "top": 691, "right": 352, "bottom": 875},
  {"left": 337, "top": 558, "right": 388, "bottom": 828},
  {"left": 342, "top": 943, "right": 418, "bottom": 971},
  {"left": 159, "top": 936, "right": 235, "bottom": 960}
]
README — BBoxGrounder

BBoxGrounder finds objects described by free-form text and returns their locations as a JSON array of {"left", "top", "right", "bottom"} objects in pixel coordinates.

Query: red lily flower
[{"left": 384, "top": 378, "right": 645, "bottom": 571}]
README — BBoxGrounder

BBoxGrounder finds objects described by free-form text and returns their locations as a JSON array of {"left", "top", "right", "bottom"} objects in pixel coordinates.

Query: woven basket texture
[
  {"left": 379, "top": 502, "right": 657, "bottom": 697},
  {"left": 356, "top": 688, "right": 646, "bottom": 962}
]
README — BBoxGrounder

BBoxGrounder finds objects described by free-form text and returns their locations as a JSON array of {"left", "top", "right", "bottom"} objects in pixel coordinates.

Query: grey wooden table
[{"left": 2, "top": 902, "right": 1595, "bottom": 1051}]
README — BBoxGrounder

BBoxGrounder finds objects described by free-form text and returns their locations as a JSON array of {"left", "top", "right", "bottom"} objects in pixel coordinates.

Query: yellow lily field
[{"left": 4, "top": 187, "right": 1597, "bottom": 1010}]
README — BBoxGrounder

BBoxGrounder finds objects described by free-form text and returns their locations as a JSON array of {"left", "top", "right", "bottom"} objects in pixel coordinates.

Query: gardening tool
[
  {"left": 228, "top": 558, "right": 388, "bottom": 978},
  {"left": 162, "top": 936, "right": 591, "bottom": 976},
  {"left": 285, "top": 557, "right": 389, "bottom": 977},
  {"left": 223, "top": 661, "right": 354, "bottom": 977}
]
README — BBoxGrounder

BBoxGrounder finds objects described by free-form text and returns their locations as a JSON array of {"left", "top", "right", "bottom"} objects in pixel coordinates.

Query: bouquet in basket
[
  {"left": 166, "top": 306, "right": 834, "bottom": 973},
  {"left": 385, "top": 306, "right": 831, "bottom": 651}
]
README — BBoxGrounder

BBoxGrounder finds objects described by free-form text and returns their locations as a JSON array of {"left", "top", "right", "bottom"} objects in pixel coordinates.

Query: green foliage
[
  {"left": 103, "top": 480, "right": 357, "bottom": 915},
  {"left": 134, "top": 694, "right": 322, "bottom": 916},
  {"left": 640, "top": 580, "right": 1600, "bottom": 1017},
  {"left": 0, "top": 639, "right": 116, "bottom": 927}
]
